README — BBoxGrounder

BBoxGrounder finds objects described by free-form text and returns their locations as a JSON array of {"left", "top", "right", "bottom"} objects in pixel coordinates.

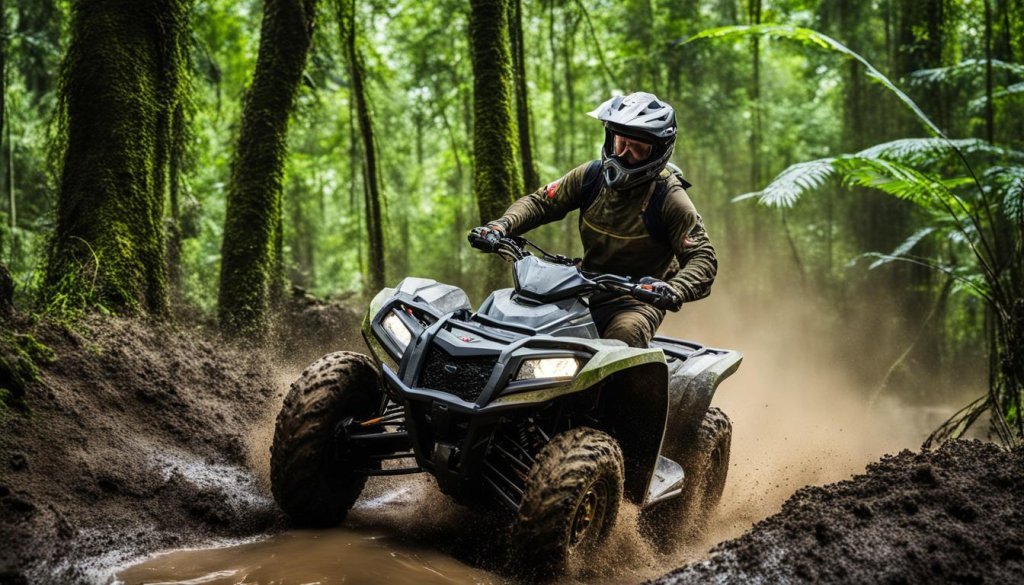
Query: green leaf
[
  {"left": 867, "top": 227, "right": 937, "bottom": 269},
  {"left": 968, "top": 81, "right": 1024, "bottom": 114},
  {"left": 910, "top": 59, "right": 1024, "bottom": 85},
  {"left": 856, "top": 138, "right": 1024, "bottom": 168},
  {"left": 833, "top": 156, "right": 973, "bottom": 214},
  {"left": 737, "top": 158, "right": 836, "bottom": 208}
]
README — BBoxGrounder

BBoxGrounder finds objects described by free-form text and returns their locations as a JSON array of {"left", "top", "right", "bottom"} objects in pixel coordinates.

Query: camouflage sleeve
[
  {"left": 661, "top": 186, "right": 718, "bottom": 303},
  {"left": 494, "top": 162, "right": 591, "bottom": 235}
]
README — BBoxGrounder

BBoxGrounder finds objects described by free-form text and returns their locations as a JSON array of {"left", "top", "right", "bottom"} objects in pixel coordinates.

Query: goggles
[{"left": 612, "top": 133, "right": 653, "bottom": 164}]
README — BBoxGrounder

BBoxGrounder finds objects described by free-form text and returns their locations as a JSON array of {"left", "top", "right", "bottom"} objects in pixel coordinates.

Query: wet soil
[
  {"left": 0, "top": 315, "right": 287, "bottom": 584},
  {"left": 651, "top": 440, "right": 1024, "bottom": 584}
]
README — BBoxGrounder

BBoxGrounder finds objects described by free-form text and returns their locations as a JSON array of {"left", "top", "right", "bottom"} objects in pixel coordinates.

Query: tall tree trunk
[
  {"left": 509, "top": 0, "right": 539, "bottom": 191},
  {"left": 218, "top": 0, "right": 317, "bottom": 338},
  {"left": 548, "top": 0, "right": 563, "bottom": 169},
  {"left": 1, "top": 0, "right": 7, "bottom": 264},
  {"left": 563, "top": 10, "right": 578, "bottom": 166},
  {"left": 338, "top": 0, "right": 384, "bottom": 294},
  {"left": 44, "top": 0, "right": 191, "bottom": 317},
  {"left": 984, "top": 0, "right": 995, "bottom": 144},
  {"left": 469, "top": 0, "right": 523, "bottom": 291},
  {"left": 748, "top": 0, "right": 761, "bottom": 188}
]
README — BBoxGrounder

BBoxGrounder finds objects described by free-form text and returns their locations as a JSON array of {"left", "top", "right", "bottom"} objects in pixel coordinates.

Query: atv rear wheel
[
  {"left": 640, "top": 407, "right": 731, "bottom": 553},
  {"left": 270, "top": 351, "right": 383, "bottom": 527},
  {"left": 508, "top": 427, "right": 624, "bottom": 579}
]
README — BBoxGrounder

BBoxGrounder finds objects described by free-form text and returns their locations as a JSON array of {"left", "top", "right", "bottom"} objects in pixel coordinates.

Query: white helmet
[{"left": 588, "top": 92, "right": 677, "bottom": 190}]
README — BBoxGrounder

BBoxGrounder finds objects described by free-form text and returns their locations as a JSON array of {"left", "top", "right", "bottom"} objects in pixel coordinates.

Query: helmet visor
[{"left": 612, "top": 133, "right": 653, "bottom": 166}]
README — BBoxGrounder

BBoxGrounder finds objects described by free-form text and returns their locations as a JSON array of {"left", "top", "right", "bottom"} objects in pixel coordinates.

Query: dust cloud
[{"left": 660, "top": 268, "right": 983, "bottom": 557}]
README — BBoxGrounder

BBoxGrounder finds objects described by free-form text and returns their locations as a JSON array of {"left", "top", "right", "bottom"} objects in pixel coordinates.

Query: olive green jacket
[{"left": 496, "top": 162, "right": 717, "bottom": 305}]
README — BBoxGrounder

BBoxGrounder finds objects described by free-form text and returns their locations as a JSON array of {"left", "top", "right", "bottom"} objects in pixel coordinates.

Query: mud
[
  {"left": 651, "top": 440, "right": 1024, "bottom": 584},
  {"left": 0, "top": 316, "right": 286, "bottom": 584}
]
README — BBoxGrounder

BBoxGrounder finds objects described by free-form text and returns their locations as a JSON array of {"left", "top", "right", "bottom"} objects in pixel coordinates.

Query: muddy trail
[{"left": 1, "top": 286, "right": 1019, "bottom": 584}]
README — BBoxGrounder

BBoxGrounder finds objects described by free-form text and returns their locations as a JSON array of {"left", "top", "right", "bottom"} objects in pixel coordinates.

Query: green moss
[
  {"left": 42, "top": 0, "right": 192, "bottom": 321},
  {"left": 468, "top": 0, "right": 523, "bottom": 291}
]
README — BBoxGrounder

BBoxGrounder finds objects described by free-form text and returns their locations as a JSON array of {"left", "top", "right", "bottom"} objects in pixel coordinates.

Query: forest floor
[{"left": 1, "top": 302, "right": 1021, "bottom": 584}]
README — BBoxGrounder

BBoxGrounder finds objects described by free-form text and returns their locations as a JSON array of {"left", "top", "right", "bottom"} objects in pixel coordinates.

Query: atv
[{"left": 270, "top": 234, "right": 742, "bottom": 578}]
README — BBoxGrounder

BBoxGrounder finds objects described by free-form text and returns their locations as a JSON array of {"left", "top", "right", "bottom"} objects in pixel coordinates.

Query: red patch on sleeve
[{"left": 545, "top": 181, "right": 559, "bottom": 199}]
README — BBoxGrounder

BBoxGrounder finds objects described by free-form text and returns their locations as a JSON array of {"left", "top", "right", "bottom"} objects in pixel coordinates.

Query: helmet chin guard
[{"left": 588, "top": 92, "right": 677, "bottom": 191}]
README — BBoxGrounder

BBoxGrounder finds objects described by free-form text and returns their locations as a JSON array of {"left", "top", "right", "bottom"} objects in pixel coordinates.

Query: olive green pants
[{"left": 589, "top": 293, "right": 666, "bottom": 348}]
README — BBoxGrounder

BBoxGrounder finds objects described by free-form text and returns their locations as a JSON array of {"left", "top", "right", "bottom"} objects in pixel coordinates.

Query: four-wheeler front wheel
[
  {"left": 508, "top": 427, "right": 624, "bottom": 579},
  {"left": 270, "top": 351, "right": 383, "bottom": 527}
]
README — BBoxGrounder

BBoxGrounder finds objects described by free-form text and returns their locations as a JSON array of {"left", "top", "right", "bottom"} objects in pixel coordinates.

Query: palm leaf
[
  {"left": 686, "top": 25, "right": 945, "bottom": 138},
  {"left": 736, "top": 158, "right": 835, "bottom": 207},
  {"left": 910, "top": 59, "right": 1024, "bottom": 85}
]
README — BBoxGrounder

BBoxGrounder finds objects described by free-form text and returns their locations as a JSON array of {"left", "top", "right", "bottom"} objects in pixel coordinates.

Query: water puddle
[{"left": 114, "top": 529, "right": 508, "bottom": 585}]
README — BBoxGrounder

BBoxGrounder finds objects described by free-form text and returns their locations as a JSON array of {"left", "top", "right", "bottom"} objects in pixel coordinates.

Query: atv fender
[
  {"left": 662, "top": 348, "right": 742, "bottom": 459},
  {"left": 600, "top": 360, "right": 669, "bottom": 505}
]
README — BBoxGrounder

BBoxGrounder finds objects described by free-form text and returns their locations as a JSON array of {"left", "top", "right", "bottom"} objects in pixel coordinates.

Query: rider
[{"left": 470, "top": 92, "right": 717, "bottom": 348}]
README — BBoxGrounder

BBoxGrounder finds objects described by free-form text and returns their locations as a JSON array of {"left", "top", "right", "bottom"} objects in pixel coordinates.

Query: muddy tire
[
  {"left": 640, "top": 407, "right": 731, "bottom": 553},
  {"left": 508, "top": 427, "right": 624, "bottom": 579},
  {"left": 270, "top": 351, "right": 383, "bottom": 527}
]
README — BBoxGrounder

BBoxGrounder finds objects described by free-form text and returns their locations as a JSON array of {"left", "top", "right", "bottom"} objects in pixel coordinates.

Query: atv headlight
[
  {"left": 515, "top": 357, "right": 579, "bottom": 380},
  {"left": 382, "top": 312, "right": 412, "bottom": 352}
]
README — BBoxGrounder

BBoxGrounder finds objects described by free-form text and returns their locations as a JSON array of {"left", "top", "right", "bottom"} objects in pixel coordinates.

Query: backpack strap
[
  {"left": 643, "top": 166, "right": 693, "bottom": 244},
  {"left": 578, "top": 160, "right": 603, "bottom": 214},
  {"left": 642, "top": 183, "right": 670, "bottom": 244}
]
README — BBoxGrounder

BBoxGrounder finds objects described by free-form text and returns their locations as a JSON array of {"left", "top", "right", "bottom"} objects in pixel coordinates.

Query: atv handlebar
[{"left": 467, "top": 233, "right": 678, "bottom": 309}]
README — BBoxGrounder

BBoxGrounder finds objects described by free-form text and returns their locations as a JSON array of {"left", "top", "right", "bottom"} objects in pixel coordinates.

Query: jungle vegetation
[{"left": 0, "top": 0, "right": 1020, "bottom": 444}]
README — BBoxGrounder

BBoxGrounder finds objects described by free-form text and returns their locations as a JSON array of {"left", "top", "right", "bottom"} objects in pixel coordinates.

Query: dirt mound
[
  {"left": 274, "top": 287, "right": 364, "bottom": 366},
  {"left": 0, "top": 316, "right": 286, "bottom": 584},
  {"left": 651, "top": 440, "right": 1024, "bottom": 584}
]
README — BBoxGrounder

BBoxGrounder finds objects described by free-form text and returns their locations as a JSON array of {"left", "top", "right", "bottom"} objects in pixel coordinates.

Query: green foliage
[
  {"left": 700, "top": 23, "right": 1024, "bottom": 445},
  {"left": 686, "top": 24, "right": 946, "bottom": 138}
]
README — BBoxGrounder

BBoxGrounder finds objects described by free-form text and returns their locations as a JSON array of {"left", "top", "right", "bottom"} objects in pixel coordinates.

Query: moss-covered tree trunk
[
  {"left": 43, "top": 0, "right": 191, "bottom": 317},
  {"left": 509, "top": 0, "right": 539, "bottom": 192},
  {"left": 469, "top": 0, "right": 522, "bottom": 291},
  {"left": 337, "top": 0, "right": 385, "bottom": 294},
  {"left": 218, "top": 0, "right": 318, "bottom": 338}
]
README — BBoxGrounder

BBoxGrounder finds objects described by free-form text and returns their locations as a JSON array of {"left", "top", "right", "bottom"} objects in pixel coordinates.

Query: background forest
[{"left": 0, "top": 0, "right": 1021, "bottom": 442}]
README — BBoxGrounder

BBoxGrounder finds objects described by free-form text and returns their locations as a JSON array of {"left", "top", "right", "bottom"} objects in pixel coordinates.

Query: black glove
[
  {"left": 635, "top": 277, "right": 683, "bottom": 311},
  {"left": 467, "top": 221, "right": 507, "bottom": 251}
]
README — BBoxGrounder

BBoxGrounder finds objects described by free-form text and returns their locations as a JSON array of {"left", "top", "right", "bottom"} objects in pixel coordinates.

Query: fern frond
[
  {"left": 867, "top": 227, "right": 937, "bottom": 269},
  {"left": 856, "top": 138, "right": 1024, "bottom": 167},
  {"left": 858, "top": 252, "right": 994, "bottom": 303},
  {"left": 833, "top": 156, "right": 973, "bottom": 213},
  {"left": 983, "top": 166, "right": 1024, "bottom": 218},
  {"left": 910, "top": 59, "right": 1024, "bottom": 85},
  {"left": 968, "top": 81, "right": 1024, "bottom": 114},
  {"left": 686, "top": 25, "right": 944, "bottom": 138},
  {"left": 740, "top": 158, "right": 836, "bottom": 208}
]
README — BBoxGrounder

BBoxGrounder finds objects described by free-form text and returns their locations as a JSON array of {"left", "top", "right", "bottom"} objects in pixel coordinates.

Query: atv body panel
[{"left": 359, "top": 254, "right": 742, "bottom": 510}]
